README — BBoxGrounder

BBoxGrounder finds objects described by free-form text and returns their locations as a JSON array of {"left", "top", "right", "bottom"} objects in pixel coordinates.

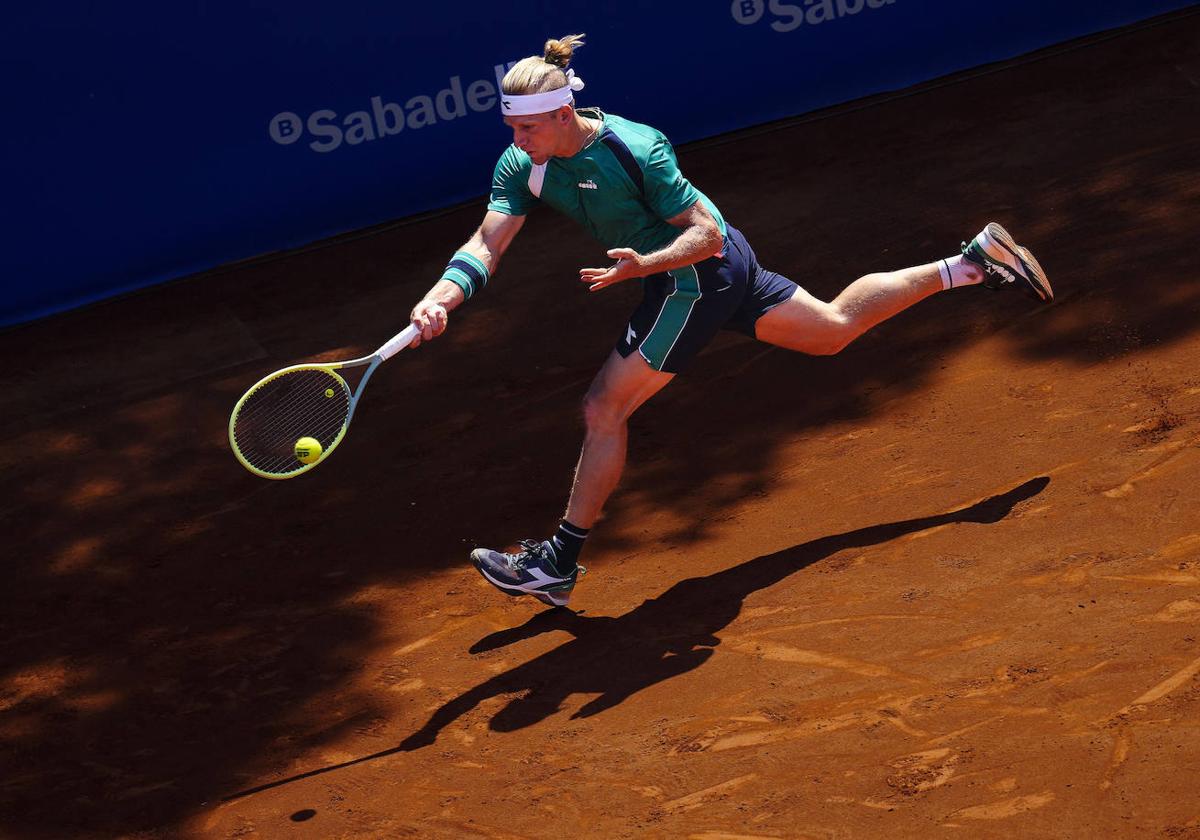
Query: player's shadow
[
  {"left": 226, "top": 476, "right": 1047, "bottom": 799},
  {"left": 408, "top": 476, "right": 1049, "bottom": 741}
]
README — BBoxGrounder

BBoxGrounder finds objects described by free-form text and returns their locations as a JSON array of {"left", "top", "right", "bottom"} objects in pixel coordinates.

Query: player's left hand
[{"left": 580, "top": 248, "right": 646, "bottom": 291}]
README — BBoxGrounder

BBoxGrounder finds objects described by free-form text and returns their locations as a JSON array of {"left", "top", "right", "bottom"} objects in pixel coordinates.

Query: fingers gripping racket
[{"left": 228, "top": 324, "right": 420, "bottom": 479}]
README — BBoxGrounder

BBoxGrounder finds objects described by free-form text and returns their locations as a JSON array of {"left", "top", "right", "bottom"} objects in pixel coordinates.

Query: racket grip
[{"left": 377, "top": 324, "right": 421, "bottom": 360}]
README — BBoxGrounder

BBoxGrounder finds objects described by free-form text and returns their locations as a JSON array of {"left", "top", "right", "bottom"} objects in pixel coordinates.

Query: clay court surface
[{"left": 3, "top": 14, "right": 1200, "bottom": 839}]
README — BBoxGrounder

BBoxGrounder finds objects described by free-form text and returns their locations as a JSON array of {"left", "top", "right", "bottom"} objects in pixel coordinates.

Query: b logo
[
  {"left": 731, "top": 0, "right": 764, "bottom": 24},
  {"left": 269, "top": 112, "right": 303, "bottom": 145}
]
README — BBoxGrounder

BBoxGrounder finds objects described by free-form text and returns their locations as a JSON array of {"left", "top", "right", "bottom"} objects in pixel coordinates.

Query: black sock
[{"left": 548, "top": 520, "right": 589, "bottom": 572}]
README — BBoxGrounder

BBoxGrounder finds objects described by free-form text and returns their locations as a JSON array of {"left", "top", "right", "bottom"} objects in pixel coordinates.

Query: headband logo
[{"left": 502, "top": 100, "right": 512, "bottom": 110}]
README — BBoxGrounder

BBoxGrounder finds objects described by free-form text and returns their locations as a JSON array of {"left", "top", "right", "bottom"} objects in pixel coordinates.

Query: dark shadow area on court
[
  {"left": 0, "top": 11, "right": 1196, "bottom": 837},
  {"left": 223, "top": 477, "right": 1049, "bottom": 798}
]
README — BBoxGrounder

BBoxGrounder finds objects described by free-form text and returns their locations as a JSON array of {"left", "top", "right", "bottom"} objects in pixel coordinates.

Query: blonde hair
[{"left": 501, "top": 34, "right": 586, "bottom": 96}]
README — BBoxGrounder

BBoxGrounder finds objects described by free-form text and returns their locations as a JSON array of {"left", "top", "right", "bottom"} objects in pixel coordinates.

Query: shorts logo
[{"left": 578, "top": 179, "right": 598, "bottom": 190}]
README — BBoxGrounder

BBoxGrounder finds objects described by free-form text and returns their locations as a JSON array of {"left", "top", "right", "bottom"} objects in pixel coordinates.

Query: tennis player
[{"left": 408, "top": 34, "right": 1052, "bottom": 607}]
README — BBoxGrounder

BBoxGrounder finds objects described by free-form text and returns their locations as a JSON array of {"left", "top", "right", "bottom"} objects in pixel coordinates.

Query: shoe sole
[
  {"left": 985, "top": 222, "right": 1054, "bottom": 303},
  {"left": 532, "top": 591, "right": 569, "bottom": 607},
  {"left": 470, "top": 554, "right": 572, "bottom": 607}
]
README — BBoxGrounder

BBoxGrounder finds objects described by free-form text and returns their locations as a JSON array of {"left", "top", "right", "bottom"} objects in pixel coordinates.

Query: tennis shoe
[
  {"left": 961, "top": 222, "right": 1053, "bottom": 303},
  {"left": 470, "top": 540, "right": 584, "bottom": 607}
]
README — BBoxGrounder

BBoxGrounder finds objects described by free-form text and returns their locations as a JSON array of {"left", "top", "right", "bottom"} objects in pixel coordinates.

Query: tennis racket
[{"left": 228, "top": 323, "right": 420, "bottom": 479}]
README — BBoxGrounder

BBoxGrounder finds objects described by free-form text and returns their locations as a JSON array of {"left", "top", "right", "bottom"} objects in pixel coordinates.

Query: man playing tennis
[{"left": 408, "top": 34, "right": 1052, "bottom": 608}]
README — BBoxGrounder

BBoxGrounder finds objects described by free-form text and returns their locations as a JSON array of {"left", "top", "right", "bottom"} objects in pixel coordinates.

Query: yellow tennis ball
[
  {"left": 294, "top": 437, "right": 323, "bottom": 464},
  {"left": 324, "top": 388, "right": 335, "bottom": 398}
]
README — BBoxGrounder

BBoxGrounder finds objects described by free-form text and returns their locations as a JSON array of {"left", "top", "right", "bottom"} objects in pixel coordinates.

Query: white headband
[{"left": 500, "top": 69, "right": 586, "bottom": 116}]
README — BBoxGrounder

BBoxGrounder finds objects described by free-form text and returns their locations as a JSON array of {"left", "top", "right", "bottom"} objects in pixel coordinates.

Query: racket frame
[{"left": 228, "top": 323, "right": 419, "bottom": 479}]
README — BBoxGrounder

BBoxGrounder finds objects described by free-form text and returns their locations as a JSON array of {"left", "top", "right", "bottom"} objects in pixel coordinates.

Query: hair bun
[{"left": 543, "top": 33, "right": 585, "bottom": 68}]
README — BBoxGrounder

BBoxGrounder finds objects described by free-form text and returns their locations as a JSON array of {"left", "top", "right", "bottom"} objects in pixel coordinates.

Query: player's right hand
[{"left": 409, "top": 300, "right": 448, "bottom": 348}]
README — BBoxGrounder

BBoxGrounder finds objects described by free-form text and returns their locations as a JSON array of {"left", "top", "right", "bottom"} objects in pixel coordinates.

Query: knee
[
  {"left": 808, "top": 308, "right": 854, "bottom": 355},
  {"left": 807, "top": 336, "right": 851, "bottom": 356},
  {"left": 581, "top": 391, "right": 625, "bottom": 434}
]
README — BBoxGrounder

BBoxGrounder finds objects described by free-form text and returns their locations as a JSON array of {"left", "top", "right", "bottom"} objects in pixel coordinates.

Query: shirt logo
[
  {"left": 577, "top": 179, "right": 598, "bottom": 190},
  {"left": 626, "top": 324, "right": 637, "bottom": 344}
]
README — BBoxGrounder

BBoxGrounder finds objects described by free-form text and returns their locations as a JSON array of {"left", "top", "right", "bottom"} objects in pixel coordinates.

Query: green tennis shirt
[{"left": 487, "top": 109, "right": 727, "bottom": 256}]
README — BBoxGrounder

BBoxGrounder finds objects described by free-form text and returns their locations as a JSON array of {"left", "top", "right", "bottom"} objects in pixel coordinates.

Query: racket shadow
[{"left": 224, "top": 476, "right": 1048, "bottom": 800}]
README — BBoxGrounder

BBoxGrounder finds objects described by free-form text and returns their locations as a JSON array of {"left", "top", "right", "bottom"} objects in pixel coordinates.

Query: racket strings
[{"left": 232, "top": 369, "right": 350, "bottom": 475}]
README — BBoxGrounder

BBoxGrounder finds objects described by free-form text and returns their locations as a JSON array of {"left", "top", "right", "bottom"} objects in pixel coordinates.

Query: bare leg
[
  {"left": 754, "top": 261, "right": 982, "bottom": 354},
  {"left": 564, "top": 350, "right": 674, "bottom": 528}
]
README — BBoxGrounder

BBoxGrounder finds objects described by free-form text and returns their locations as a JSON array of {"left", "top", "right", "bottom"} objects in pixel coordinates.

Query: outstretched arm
[
  {"left": 579, "top": 200, "right": 723, "bottom": 292},
  {"left": 409, "top": 210, "right": 526, "bottom": 346}
]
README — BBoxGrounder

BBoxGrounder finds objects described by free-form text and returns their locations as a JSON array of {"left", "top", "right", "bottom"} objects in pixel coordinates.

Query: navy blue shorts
[{"left": 615, "top": 225, "right": 797, "bottom": 374}]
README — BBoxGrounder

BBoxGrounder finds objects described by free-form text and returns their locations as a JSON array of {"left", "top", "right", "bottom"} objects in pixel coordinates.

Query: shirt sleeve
[
  {"left": 643, "top": 140, "right": 701, "bottom": 221},
  {"left": 486, "top": 146, "right": 538, "bottom": 216}
]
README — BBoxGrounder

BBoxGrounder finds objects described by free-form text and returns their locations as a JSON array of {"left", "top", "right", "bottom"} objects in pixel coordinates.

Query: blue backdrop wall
[{"left": 5, "top": 1, "right": 1195, "bottom": 326}]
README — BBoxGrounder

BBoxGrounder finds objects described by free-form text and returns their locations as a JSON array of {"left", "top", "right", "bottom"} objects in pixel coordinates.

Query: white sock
[{"left": 938, "top": 254, "right": 983, "bottom": 291}]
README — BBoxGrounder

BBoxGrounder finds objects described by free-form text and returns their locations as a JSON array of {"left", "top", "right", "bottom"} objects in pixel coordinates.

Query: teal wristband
[{"left": 441, "top": 251, "right": 490, "bottom": 300}]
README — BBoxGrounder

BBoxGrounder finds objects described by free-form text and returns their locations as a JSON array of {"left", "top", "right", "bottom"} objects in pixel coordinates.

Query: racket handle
[{"left": 377, "top": 324, "right": 421, "bottom": 360}]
